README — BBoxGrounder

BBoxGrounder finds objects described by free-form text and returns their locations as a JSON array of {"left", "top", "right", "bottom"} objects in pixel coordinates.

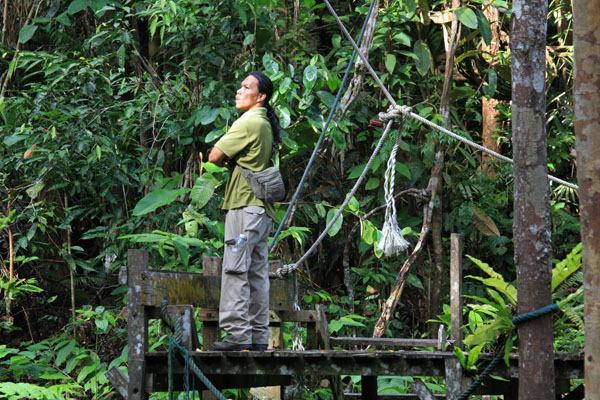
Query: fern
[
  {"left": 563, "top": 306, "right": 585, "bottom": 332},
  {"left": 0, "top": 382, "right": 61, "bottom": 400}
]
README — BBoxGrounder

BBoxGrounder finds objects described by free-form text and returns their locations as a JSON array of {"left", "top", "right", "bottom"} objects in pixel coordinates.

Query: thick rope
[
  {"left": 161, "top": 301, "right": 228, "bottom": 400},
  {"left": 456, "top": 303, "right": 559, "bottom": 400},
  {"left": 269, "top": 0, "right": 379, "bottom": 251},
  {"left": 323, "top": 0, "right": 579, "bottom": 192},
  {"left": 377, "top": 112, "right": 410, "bottom": 256},
  {"left": 276, "top": 120, "right": 395, "bottom": 277}
]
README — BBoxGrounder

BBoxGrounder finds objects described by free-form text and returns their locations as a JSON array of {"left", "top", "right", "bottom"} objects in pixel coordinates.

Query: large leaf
[
  {"left": 19, "top": 25, "right": 38, "bottom": 44},
  {"left": 473, "top": 207, "right": 500, "bottom": 236},
  {"left": 466, "top": 255, "right": 517, "bottom": 305},
  {"left": 385, "top": 54, "right": 397, "bottom": 74},
  {"left": 413, "top": 40, "right": 432, "bottom": 76},
  {"left": 476, "top": 9, "right": 492, "bottom": 45},
  {"left": 67, "top": 0, "right": 89, "bottom": 14},
  {"left": 455, "top": 7, "right": 478, "bottom": 29},
  {"left": 132, "top": 188, "right": 190, "bottom": 216},
  {"left": 326, "top": 208, "right": 343, "bottom": 237},
  {"left": 190, "top": 174, "right": 218, "bottom": 210},
  {"left": 464, "top": 317, "right": 512, "bottom": 346}
]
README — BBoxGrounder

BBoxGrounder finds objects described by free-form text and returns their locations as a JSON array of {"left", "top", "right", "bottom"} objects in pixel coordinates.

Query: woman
[{"left": 208, "top": 72, "right": 280, "bottom": 351}]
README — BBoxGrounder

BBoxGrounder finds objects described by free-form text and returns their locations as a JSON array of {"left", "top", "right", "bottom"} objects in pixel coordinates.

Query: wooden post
[
  {"left": 202, "top": 255, "right": 221, "bottom": 350},
  {"left": 573, "top": 1, "right": 600, "bottom": 397},
  {"left": 450, "top": 233, "right": 463, "bottom": 349},
  {"left": 202, "top": 255, "right": 220, "bottom": 400},
  {"left": 445, "top": 233, "right": 463, "bottom": 400},
  {"left": 361, "top": 376, "right": 377, "bottom": 399},
  {"left": 127, "top": 249, "right": 150, "bottom": 400}
]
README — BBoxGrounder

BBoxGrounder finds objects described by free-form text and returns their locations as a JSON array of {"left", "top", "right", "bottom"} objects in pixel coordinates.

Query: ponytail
[
  {"left": 266, "top": 104, "right": 281, "bottom": 145},
  {"left": 250, "top": 71, "right": 281, "bottom": 147}
]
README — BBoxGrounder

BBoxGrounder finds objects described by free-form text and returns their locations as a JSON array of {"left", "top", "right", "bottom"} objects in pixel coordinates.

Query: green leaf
[
  {"left": 326, "top": 208, "right": 343, "bottom": 237},
  {"left": 464, "top": 318, "right": 509, "bottom": 346},
  {"left": 365, "top": 178, "right": 379, "bottom": 190},
  {"left": 413, "top": 40, "right": 432, "bottom": 76},
  {"left": 483, "top": 68, "right": 497, "bottom": 98},
  {"left": 19, "top": 25, "right": 38, "bottom": 44},
  {"left": 395, "top": 163, "right": 411, "bottom": 180},
  {"left": 316, "top": 91, "right": 336, "bottom": 110},
  {"left": 201, "top": 108, "right": 219, "bottom": 125},
  {"left": 95, "top": 317, "right": 109, "bottom": 331},
  {"left": 132, "top": 188, "right": 191, "bottom": 216},
  {"left": 406, "top": 273, "right": 423, "bottom": 289},
  {"left": 348, "top": 163, "right": 366, "bottom": 179},
  {"left": 455, "top": 7, "right": 478, "bottom": 29},
  {"left": 68, "top": 0, "right": 89, "bottom": 14},
  {"left": 190, "top": 175, "right": 218, "bottom": 210},
  {"left": 331, "top": 128, "right": 346, "bottom": 150},
  {"left": 3, "top": 134, "right": 27, "bottom": 146},
  {"left": 277, "top": 106, "right": 291, "bottom": 128},
  {"left": 347, "top": 196, "right": 360, "bottom": 213},
  {"left": 315, "top": 203, "right": 326, "bottom": 218},
  {"left": 552, "top": 243, "right": 582, "bottom": 291},
  {"left": 466, "top": 343, "right": 485, "bottom": 369},
  {"left": 466, "top": 255, "right": 517, "bottom": 305},
  {"left": 476, "top": 9, "right": 492, "bottom": 46},
  {"left": 385, "top": 54, "right": 397, "bottom": 74},
  {"left": 243, "top": 33, "right": 255, "bottom": 46},
  {"left": 303, "top": 65, "right": 317, "bottom": 90},
  {"left": 55, "top": 340, "right": 76, "bottom": 367}
]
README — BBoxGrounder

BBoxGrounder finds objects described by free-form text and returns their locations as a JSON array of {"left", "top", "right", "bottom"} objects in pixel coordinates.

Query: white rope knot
[
  {"left": 378, "top": 105, "right": 412, "bottom": 123},
  {"left": 276, "top": 264, "right": 295, "bottom": 278}
]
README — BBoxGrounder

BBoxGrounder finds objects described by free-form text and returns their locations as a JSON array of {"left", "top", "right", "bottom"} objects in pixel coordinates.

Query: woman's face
[{"left": 235, "top": 75, "right": 266, "bottom": 112}]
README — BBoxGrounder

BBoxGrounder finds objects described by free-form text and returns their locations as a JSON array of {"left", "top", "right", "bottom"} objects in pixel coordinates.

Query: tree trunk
[
  {"left": 429, "top": 0, "right": 461, "bottom": 332},
  {"left": 481, "top": 2, "right": 502, "bottom": 174},
  {"left": 510, "top": 1, "right": 555, "bottom": 399},
  {"left": 573, "top": 1, "right": 600, "bottom": 397}
]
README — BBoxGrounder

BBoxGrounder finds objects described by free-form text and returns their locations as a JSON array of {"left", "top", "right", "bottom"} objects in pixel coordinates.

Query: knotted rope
[
  {"left": 161, "top": 301, "right": 228, "bottom": 400},
  {"left": 456, "top": 303, "right": 559, "bottom": 400},
  {"left": 275, "top": 119, "right": 396, "bottom": 278},
  {"left": 377, "top": 107, "right": 411, "bottom": 256}
]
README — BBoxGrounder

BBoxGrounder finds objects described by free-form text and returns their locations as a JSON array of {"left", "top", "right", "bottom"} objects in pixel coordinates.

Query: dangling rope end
[{"left": 377, "top": 223, "right": 410, "bottom": 256}]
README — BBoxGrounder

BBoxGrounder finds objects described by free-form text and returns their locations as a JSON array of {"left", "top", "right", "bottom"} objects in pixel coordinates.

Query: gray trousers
[{"left": 219, "top": 206, "right": 272, "bottom": 344}]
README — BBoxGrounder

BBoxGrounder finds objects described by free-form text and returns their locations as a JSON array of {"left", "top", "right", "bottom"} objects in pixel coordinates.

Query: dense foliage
[{"left": 1, "top": 0, "right": 581, "bottom": 398}]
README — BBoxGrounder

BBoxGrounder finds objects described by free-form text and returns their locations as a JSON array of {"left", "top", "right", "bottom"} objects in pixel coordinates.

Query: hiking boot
[
  {"left": 210, "top": 341, "right": 251, "bottom": 351},
  {"left": 251, "top": 343, "right": 268, "bottom": 351}
]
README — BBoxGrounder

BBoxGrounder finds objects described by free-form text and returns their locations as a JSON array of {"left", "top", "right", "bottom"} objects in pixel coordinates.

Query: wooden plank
[
  {"left": 127, "top": 249, "right": 150, "bottom": 400},
  {"left": 344, "top": 395, "right": 445, "bottom": 399},
  {"left": 330, "top": 337, "right": 444, "bottom": 348},
  {"left": 106, "top": 366, "right": 128, "bottom": 399}
]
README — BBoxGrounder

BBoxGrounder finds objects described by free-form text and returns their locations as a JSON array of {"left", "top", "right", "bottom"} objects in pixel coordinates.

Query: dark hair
[{"left": 250, "top": 71, "right": 281, "bottom": 145}]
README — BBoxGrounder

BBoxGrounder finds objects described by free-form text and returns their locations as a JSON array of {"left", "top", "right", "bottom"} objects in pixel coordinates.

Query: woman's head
[
  {"left": 242, "top": 71, "right": 280, "bottom": 145},
  {"left": 249, "top": 71, "right": 273, "bottom": 105}
]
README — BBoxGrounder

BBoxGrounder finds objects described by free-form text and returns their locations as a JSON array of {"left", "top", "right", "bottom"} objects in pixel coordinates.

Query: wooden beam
[
  {"left": 106, "top": 366, "right": 128, "bottom": 399},
  {"left": 127, "top": 249, "right": 149, "bottom": 400},
  {"left": 330, "top": 337, "right": 453, "bottom": 348}
]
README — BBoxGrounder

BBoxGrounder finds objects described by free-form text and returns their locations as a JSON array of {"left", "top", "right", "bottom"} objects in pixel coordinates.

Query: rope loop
[{"left": 379, "top": 105, "right": 412, "bottom": 122}]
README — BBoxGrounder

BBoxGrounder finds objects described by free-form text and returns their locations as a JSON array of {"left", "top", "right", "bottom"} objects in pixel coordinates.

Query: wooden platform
[
  {"left": 111, "top": 248, "right": 586, "bottom": 400},
  {"left": 142, "top": 349, "right": 583, "bottom": 391}
]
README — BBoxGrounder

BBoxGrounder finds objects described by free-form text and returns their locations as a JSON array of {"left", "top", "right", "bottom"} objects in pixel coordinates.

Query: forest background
[{"left": 0, "top": 0, "right": 583, "bottom": 398}]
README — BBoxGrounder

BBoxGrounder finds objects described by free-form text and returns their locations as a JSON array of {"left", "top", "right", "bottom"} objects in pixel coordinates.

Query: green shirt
[{"left": 215, "top": 107, "right": 276, "bottom": 218}]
